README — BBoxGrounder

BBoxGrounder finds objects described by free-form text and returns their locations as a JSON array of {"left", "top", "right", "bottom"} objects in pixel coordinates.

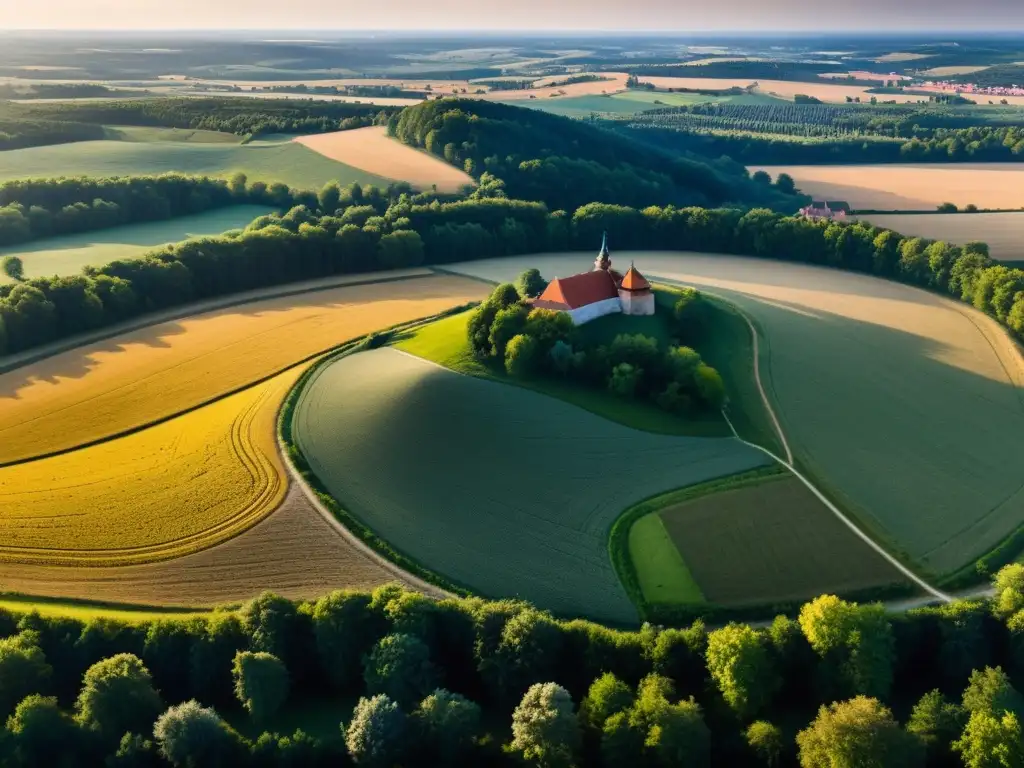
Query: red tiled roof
[
  {"left": 536, "top": 270, "right": 619, "bottom": 310},
  {"left": 620, "top": 265, "right": 650, "bottom": 291}
]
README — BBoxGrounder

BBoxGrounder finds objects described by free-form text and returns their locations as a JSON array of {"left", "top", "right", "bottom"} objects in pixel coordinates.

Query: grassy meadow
[
  {"left": 443, "top": 252, "right": 1024, "bottom": 576},
  {"left": 293, "top": 347, "right": 768, "bottom": 623},
  {"left": 858, "top": 212, "right": 1024, "bottom": 262},
  {"left": 0, "top": 137, "right": 392, "bottom": 189},
  {"left": 394, "top": 308, "right": 730, "bottom": 437},
  {"left": 0, "top": 205, "right": 272, "bottom": 284},
  {"left": 0, "top": 272, "right": 486, "bottom": 464},
  {"left": 0, "top": 595, "right": 213, "bottom": 623}
]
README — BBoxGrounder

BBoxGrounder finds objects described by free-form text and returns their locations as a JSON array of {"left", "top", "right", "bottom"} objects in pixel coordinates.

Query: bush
[
  {"left": 746, "top": 721, "right": 784, "bottom": 766},
  {"left": 510, "top": 683, "right": 581, "bottom": 768},
  {"left": 516, "top": 268, "right": 549, "bottom": 298},
  {"left": 153, "top": 700, "right": 243, "bottom": 768},
  {"left": 363, "top": 633, "right": 439, "bottom": 709},
  {"left": 414, "top": 688, "right": 482, "bottom": 766},
  {"left": 232, "top": 651, "right": 289, "bottom": 725},
  {"left": 797, "top": 697, "right": 923, "bottom": 768},
  {"left": 75, "top": 653, "right": 163, "bottom": 745},
  {"left": 1, "top": 255, "right": 23, "bottom": 282},
  {"left": 505, "top": 333, "right": 540, "bottom": 377},
  {"left": 345, "top": 694, "right": 407, "bottom": 768},
  {"left": 5, "top": 694, "right": 80, "bottom": 767},
  {"left": 0, "top": 632, "right": 52, "bottom": 720},
  {"left": 608, "top": 362, "right": 642, "bottom": 398}
]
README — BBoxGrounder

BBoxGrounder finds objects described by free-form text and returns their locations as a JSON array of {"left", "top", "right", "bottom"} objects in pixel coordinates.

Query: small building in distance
[
  {"left": 532, "top": 233, "right": 655, "bottom": 324},
  {"left": 800, "top": 201, "right": 850, "bottom": 221}
]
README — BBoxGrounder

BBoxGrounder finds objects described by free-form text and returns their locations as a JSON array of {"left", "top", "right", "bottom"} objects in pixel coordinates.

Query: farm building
[
  {"left": 532, "top": 234, "right": 655, "bottom": 324},
  {"left": 800, "top": 201, "right": 850, "bottom": 221}
]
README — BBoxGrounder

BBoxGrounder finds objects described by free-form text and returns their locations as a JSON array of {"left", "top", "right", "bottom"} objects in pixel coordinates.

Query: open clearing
[
  {"left": 629, "top": 514, "right": 703, "bottom": 604},
  {"left": 653, "top": 476, "right": 906, "bottom": 606},
  {"left": 920, "top": 66, "right": 992, "bottom": 77},
  {"left": 0, "top": 272, "right": 487, "bottom": 464},
  {"left": 0, "top": 205, "right": 272, "bottom": 284},
  {"left": 0, "top": 138, "right": 391, "bottom": 189},
  {"left": 857, "top": 212, "right": 1024, "bottom": 262},
  {"left": 0, "top": 365, "right": 300, "bottom": 565},
  {"left": 0, "top": 484, "right": 417, "bottom": 606},
  {"left": 751, "top": 164, "right": 1024, "bottom": 212},
  {"left": 483, "top": 72, "right": 629, "bottom": 101},
  {"left": 294, "top": 348, "right": 769, "bottom": 623},
  {"left": 444, "top": 252, "right": 1024, "bottom": 575},
  {"left": 295, "top": 127, "right": 474, "bottom": 193}
]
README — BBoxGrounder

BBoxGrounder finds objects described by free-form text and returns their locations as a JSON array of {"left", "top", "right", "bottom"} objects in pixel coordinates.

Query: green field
[
  {"left": 507, "top": 89, "right": 782, "bottom": 116},
  {"left": 102, "top": 125, "right": 242, "bottom": 143},
  {"left": 292, "top": 347, "right": 769, "bottom": 623},
  {"left": 394, "top": 309, "right": 730, "bottom": 437},
  {"left": 0, "top": 595, "right": 212, "bottom": 624},
  {"left": 0, "top": 138, "right": 392, "bottom": 189},
  {"left": 652, "top": 476, "right": 905, "bottom": 606},
  {"left": 628, "top": 514, "right": 704, "bottom": 604},
  {"left": 0, "top": 205, "right": 273, "bottom": 284},
  {"left": 441, "top": 252, "right": 1024, "bottom": 576}
]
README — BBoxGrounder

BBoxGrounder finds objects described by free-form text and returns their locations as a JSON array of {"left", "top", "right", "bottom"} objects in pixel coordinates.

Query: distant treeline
[
  {"left": 0, "top": 117, "right": 106, "bottom": 151},
  {"left": 0, "top": 175, "right": 261, "bottom": 246},
  {"left": 0, "top": 83, "right": 130, "bottom": 100},
  {"left": 388, "top": 98, "right": 801, "bottom": 212},
  {"left": 626, "top": 60, "right": 837, "bottom": 81},
  {"left": 2, "top": 97, "right": 397, "bottom": 148}
]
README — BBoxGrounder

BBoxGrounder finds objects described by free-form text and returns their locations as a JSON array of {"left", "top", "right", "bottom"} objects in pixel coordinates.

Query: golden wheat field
[
  {"left": 857, "top": 212, "right": 1024, "bottom": 262},
  {"left": 638, "top": 75, "right": 939, "bottom": 104},
  {"left": 295, "top": 127, "right": 475, "bottom": 193},
  {"left": 0, "top": 485, "right": 418, "bottom": 604},
  {"left": 0, "top": 365, "right": 302, "bottom": 565},
  {"left": 0, "top": 272, "right": 489, "bottom": 465},
  {"left": 487, "top": 72, "right": 629, "bottom": 100},
  {"left": 750, "top": 164, "right": 1024, "bottom": 211}
]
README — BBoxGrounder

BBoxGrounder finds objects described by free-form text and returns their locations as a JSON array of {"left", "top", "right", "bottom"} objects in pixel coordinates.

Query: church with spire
[{"left": 531, "top": 233, "right": 655, "bottom": 325}]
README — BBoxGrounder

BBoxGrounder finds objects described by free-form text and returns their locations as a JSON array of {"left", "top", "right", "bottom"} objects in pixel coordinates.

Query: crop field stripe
[
  {"left": 629, "top": 513, "right": 704, "bottom": 604},
  {"left": 706, "top": 274, "right": 950, "bottom": 601},
  {"left": 0, "top": 272, "right": 487, "bottom": 466},
  {"left": 723, "top": 413, "right": 950, "bottom": 603},
  {"left": 0, "top": 269, "right": 435, "bottom": 376}
]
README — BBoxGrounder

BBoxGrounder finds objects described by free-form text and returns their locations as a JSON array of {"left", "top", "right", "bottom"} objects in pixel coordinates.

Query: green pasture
[
  {"left": 655, "top": 476, "right": 905, "bottom": 606},
  {"left": 102, "top": 125, "right": 241, "bottom": 143},
  {"left": 0, "top": 594, "right": 212, "bottom": 624},
  {"left": 0, "top": 205, "right": 273, "bottom": 284},
  {"left": 0, "top": 139, "right": 391, "bottom": 190},
  {"left": 508, "top": 89, "right": 782, "bottom": 117},
  {"left": 293, "top": 347, "right": 768, "bottom": 623},
  {"left": 441, "top": 252, "right": 1024, "bottom": 576},
  {"left": 394, "top": 309, "right": 730, "bottom": 437},
  {"left": 628, "top": 514, "right": 704, "bottom": 604}
]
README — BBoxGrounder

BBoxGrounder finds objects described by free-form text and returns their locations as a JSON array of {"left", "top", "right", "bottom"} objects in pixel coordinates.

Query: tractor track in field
[{"left": 722, "top": 303, "right": 953, "bottom": 604}]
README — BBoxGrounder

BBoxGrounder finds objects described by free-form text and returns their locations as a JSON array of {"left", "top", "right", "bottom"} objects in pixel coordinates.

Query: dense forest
[
  {"left": 625, "top": 61, "right": 838, "bottom": 81},
  {"left": 0, "top": 116, "right": 106, "bottom": 151},
  {"left": 1, "top": 97, "right": 396, "bottom": 146},
  {"left": 2, "top": 573, "right": 1024, "bottom": 767},
  {"left": 615, "top": 105, "right": 1024, "bottom": 165},
  {"left": 388, "top": 98, "right": 802, "bottom": 212}
]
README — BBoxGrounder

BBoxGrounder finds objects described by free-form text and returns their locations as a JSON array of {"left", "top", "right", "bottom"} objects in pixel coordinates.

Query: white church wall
[
  {"left": 568, "top": 297, "right": 622, "bottom": 325},
  {"left": 619, "top": 290, "right": 655, "bottom": 316}
]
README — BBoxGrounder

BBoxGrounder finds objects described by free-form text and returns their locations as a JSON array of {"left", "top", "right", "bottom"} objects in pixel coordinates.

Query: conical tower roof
[{"left": 620, "top": 262, "right": 650, "bottom": 291}]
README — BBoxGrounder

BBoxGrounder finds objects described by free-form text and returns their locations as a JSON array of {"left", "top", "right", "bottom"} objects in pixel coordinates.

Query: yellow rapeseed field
[
  {"left": 0, "top": 273, "right": 489, "bottom": 465},
  {"left": 0, "top": 365, "right": 302, "bottom": 565}
]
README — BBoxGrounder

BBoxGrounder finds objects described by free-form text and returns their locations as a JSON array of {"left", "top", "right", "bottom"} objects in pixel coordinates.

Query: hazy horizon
[{"left": 1, "top": 0, "right": 1022, "bottom": 33}]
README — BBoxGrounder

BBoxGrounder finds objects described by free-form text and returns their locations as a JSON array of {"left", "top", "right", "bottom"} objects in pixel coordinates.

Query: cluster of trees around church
[
  {"left": 387, "top": 98, "right": 803, "bottom": 213},
  {"left": 5, "top": 570, "right": 1024, "bottom": 766},
  {"left": 3, "top": 192, "right": 1022, "bottom": 405},
  {"left": 466, "top": 279, "right": 726, "bottom": 415}
]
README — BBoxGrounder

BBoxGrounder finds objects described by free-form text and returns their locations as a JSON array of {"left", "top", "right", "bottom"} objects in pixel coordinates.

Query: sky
[{"left": 0, "top": 0, "right": 1021, "bottom": 32}]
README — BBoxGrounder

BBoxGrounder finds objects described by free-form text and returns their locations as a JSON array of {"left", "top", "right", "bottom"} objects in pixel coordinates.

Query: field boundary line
[{"left": 0, "top": 270, "right": 436, "bottom": 376}]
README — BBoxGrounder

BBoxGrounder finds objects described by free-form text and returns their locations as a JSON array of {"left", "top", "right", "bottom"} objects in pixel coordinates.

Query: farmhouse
[
  {"left": 800, "top": 201, "right": 850, "bottom": 221},
  {"left": 532, "top": 234, "right": 655, "bottom": 324}
]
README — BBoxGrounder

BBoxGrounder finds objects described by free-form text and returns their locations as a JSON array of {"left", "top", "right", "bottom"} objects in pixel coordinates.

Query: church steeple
[{"left": 594, "top": 231, "right": 611, "bottom": 271}]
